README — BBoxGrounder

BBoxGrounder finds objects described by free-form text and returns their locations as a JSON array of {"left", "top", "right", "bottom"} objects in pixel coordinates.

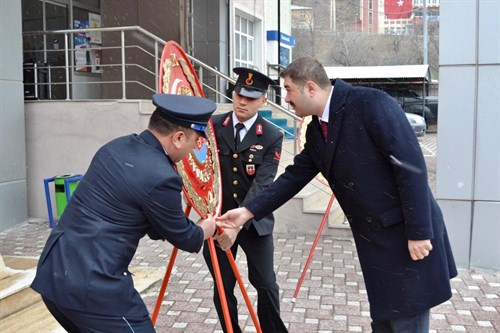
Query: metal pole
[
  {"left": 151, "top": 205, "right": 191, "bottom": 325},
  {"left": 292, "top": 194, "right": 335, "bottom": 302},
  {"left": 64, "top": 33, "right": 70, "bottom": 100},
  {"left": 155, "top": 41, "right": 159, "bottom": 93},
  {"left": 121, "top": 30, "right": 126, "bottom": 99},
  {"left": 207, "top": 238, "right": 234, "bottom": 333},
  {"left": 48, "top": 64, "right": 52, "bottom": 99},
  {"left": 277, "top": 1, "right": 280, "bottom": 74},
  {"left": 219, "top": 227, "right": 262, "bottom": 333},
  {"left": 423, "top": 0, "right": 428, "bottom": 64}
]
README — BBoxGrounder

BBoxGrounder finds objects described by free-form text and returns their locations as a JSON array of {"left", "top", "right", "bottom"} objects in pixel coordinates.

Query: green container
[{"left": 54, "top": 174, "right": 80, "bottom": 217}]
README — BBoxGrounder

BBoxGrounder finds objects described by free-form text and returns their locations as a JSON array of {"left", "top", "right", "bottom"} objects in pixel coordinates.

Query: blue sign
[{"left": 266, "top": 31, "right": 296, "bottom": 47}]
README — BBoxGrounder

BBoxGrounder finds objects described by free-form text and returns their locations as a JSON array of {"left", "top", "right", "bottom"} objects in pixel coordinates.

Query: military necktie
[{"left": 235, "top": 123, "right": 245, "bottom": 149}]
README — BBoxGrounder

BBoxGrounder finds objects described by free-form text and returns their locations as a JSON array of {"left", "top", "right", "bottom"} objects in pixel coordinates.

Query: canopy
[{"left": 324, "top": 65, "right": 430, "bottom": 85}]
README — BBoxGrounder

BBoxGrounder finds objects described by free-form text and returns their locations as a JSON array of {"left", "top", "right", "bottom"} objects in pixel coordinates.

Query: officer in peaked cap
[
  {"left": 152, "top": 93, "right": 216, "bottom": 138},
  {"left": 32, "top": 92, "right": 217, "bottom": 333},
  {"left": 233, "top": 67, "right": 276, "bottom": 99},
  {"left": 204, "top": 67, "right": 288, "bottom": 332}
]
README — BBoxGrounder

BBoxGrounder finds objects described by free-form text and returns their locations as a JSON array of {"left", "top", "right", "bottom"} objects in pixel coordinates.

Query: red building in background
[{"left": 353, "top": 0, "right": 438, "bottom": 36}]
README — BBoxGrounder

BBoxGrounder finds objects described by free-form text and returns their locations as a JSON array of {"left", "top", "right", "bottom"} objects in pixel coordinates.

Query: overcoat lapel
[{"left": 324, "top": 80, "right": 349, "bottom": 170}]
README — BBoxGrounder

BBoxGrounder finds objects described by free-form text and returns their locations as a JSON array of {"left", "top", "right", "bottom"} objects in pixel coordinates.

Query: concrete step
[
  {"left": 259, "top": 110, "right": 296, "bottom": 139},
  {"left": 273, "top": 141, "right": 351, "bottom": 238},
  {"left": 0, "top": 300, "right": 64, "bottom": 333},
  {"left": 0, "top": 256, "right": 39, "bottom": 320},
  {"left": 0, "top": 257, "right": 165, "bottom": 332},
  {"left": 273, "top": 179, "right": 351, "bottom": 238}
]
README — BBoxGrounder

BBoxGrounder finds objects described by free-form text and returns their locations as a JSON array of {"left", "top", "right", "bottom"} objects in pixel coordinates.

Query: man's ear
[
  {"left": 171, "top": 130, "right": 185, "bottom": 149},
  {"left": 260, "top": 96, "right": 267, "bottom": 107},
  {"left": 305, "top": 81, "right": 317, "bottom": 96}
]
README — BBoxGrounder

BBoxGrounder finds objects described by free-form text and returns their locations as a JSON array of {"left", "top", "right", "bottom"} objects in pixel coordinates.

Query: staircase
[
  {"left": 272, "top": 139, "right": 351, "bottom": 238},
  {"left": 259, "top": 109, "right": 297, "bottom": 139},
  {"left": 0, "top": 256, "right": 63, "bottom": 332},
  {"left": 0, "top": 255, "right": 165, "bottom": 333}
]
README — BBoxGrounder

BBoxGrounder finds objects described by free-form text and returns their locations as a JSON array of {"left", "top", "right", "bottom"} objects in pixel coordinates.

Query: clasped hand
[
  {"left": 197, "top": 214, "right": 216, "bottom": 240},
  {"left": 214, "top": 228, "right": 240, "bottom": 251},
  {"left": 408, "top": 239, "right": 433, "bottom": 261}
]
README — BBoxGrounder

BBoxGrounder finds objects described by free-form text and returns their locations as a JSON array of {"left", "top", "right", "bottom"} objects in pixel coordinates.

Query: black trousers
[
  {"left": 203, "top": 225, "right": 288, "bottom": 333},
  {"left": 42, "top": 297, "right": 155, "bottom": 333},
  {"left": 371, "top": 310, "right": 430, "bottom": 333}
]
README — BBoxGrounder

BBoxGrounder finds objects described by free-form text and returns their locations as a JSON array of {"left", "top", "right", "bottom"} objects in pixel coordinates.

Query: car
[
  {"left": 405, "top": 112, "right": 426, "bottom": 137},
  {"left": 385, "top": 88, "right": 438, "bottom": 126}
]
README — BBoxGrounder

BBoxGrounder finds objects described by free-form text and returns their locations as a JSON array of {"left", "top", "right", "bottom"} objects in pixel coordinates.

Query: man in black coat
[
  {"left": 31, "top": 94, "right": 217, "bottom": 333},
  {"left": 203, "top": 68, "right": 287, "bottom": 332},
  {"left": 217, "top": 57, "right": 457, "bottom": 333}
]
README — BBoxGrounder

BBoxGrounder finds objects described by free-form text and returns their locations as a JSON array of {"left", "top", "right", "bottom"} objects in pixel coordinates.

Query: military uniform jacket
[
  {"left": 213, "top": 112, "right": 283, "bottom": 236},
  {"left": 31, "top": 130, "right": 204, "bottom": 317},
  {"left": 245, "top": 79, "right": 457, "bottom": 320}
]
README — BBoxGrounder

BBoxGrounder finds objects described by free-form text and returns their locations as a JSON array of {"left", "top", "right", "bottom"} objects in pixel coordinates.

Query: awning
[{"left": 324, "top": 65, "right": 430, "bottom": 84}]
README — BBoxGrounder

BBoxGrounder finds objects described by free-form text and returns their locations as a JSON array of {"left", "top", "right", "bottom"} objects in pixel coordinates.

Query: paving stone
[{"left": 1, "top": 192, "right": 499, "bottom": 333}]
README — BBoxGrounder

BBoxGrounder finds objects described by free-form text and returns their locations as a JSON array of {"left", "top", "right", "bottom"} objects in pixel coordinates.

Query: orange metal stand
[{"left": 151, "top": 206, "right": 261, "bottom": 333}]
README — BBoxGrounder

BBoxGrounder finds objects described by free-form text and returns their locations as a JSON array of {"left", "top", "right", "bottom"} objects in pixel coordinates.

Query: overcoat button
[
  {"left": 233, "top": 167, "right": 237, "bottom": 172},
  {"left": 233, "top": 193, "right": 238, "bottom": 198},
  {"left": 233, "top": 180, "right": 238, "bottom": 185},
  {"left": 233, "top": 153, "right": 238, "bottom": 158}
]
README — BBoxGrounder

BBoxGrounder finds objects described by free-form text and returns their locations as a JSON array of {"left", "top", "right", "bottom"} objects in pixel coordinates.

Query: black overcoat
[
  {"left": 32, "top": 130, "right": 205, "bottom": 317},
  {"left": 245, "top": 79, "right": 457, "bottom": 320}
]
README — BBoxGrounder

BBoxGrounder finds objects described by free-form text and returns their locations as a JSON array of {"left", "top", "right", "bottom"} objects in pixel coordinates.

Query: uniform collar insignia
[{"left": 256, "top": 123, "right": 263, "bottom": 135}]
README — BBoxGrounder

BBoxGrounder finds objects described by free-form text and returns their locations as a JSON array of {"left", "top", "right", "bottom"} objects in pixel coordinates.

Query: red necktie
[{"left": 320, "top": 121, "right": 328, "bottom": 140}]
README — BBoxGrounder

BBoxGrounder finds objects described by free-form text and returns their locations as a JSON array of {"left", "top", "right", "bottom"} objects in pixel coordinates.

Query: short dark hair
[
  {"left": 148, "top": 109, "right": 191, "bottom": 136},
  {"left": 280, "top": 57, "right": 331, "bottom": 89}
]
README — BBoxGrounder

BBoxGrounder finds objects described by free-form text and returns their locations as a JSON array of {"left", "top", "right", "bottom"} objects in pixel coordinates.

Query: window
[{"left": 234, "top": 14, "right": 255, "bottom": 68}]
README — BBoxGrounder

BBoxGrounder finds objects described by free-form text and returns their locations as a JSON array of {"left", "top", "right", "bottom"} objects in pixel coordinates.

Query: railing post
[
  {"left": 121, "top": 30, "right": 126, "bottom": 99},
  {"left": 198, "top": 67, "right": 204, "bottom": 96},
  {"left": 64, "top": 33, "right": 70, "bottom": 100},
  {"left": 155, "top": 41, "right": 159, "bottom": 93},
  {"left": 215, "top": 70, "right": 219, "bottom": 103},
  {"left": 48, "top": 64, "right": 52, "bottom": 99}
]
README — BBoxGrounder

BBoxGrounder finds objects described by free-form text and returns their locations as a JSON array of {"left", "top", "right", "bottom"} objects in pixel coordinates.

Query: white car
[{"left": 405, "top": 113, "right": 426, "bottom": 137}]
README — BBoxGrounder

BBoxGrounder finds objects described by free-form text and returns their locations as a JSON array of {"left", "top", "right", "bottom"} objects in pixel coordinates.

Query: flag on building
[{"left": 385, "top": 0, "right": 413, "bottom": 19}]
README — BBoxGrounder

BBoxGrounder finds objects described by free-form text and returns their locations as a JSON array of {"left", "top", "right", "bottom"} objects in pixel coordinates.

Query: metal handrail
[
  {"left": 23, "top": 26, "right": 335, "bottom": 197},
  {"left": 23, "top": 25, "right": 303, "bottom": 154}
]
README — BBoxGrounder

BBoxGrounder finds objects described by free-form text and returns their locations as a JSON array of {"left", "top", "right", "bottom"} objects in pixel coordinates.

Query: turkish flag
[{"left": 385, "top": 0, "right": 413, "bottom": 19}]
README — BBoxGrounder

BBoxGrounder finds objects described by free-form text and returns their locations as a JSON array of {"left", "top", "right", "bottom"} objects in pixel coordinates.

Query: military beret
[
  {"left": 152, "top": 93, "right": 217, "bottom": 138},
  {"left": 233, "top": 67, "right": 276, "bottom": 99}
]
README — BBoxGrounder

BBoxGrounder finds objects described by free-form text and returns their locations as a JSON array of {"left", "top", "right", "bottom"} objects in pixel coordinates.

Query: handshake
[{"left": 197, "top": 207, "right": 254, "bottom": 240}]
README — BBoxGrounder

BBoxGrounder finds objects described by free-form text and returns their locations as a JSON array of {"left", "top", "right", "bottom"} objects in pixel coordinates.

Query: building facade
[{"left": 0, "top": 0, "right": 498, "bottom": 271}]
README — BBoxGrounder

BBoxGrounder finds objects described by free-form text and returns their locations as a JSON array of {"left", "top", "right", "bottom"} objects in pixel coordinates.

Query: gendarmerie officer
[
  {"left": 203, "top": 68, "right": 288, "bottom": 332},
  {"left": 32, "top": 94, "right": 218, "bottom": 333}
]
